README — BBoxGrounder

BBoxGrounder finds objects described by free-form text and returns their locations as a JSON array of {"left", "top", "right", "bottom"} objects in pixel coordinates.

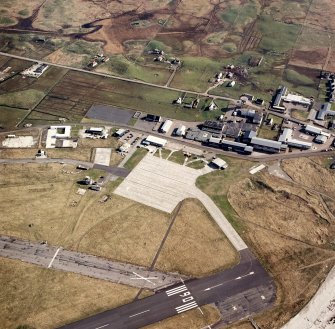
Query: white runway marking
[
  {"left": 235, "top": 271, "right": 255, "bottom": 280},
  {"left": 204, "top": 283, "right": 223, "bottom": 291},
  {"left": 175, "top": 301, "right": 198, "bottom": 313},
  {"left": 94, "top": 324, "right": 109, "bottom": 329},
  {"left": 166, "top": 285, "right": 187, "bottom": 296},
  {"left": 131, "top": 272, "right": 157, "bottom": 285},
  {"left": 48, "top": 247, "right": 61, "bottom": 268},
  {"left": 129, "top": 309, "right": 150, "bottom": 318}
]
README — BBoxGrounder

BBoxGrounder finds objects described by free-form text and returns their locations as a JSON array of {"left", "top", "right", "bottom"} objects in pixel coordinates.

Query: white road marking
[
  {"left": 175, "top": 301, "right": 198, "bottom": 313},
  {"left": 48, "top": 247, "right": 61, "bottom": 268},
  {"left": 129, "top": 309, "right": 150, "bottom": 318},
  {"left": 131, "top": 272, "right": 156, "bottom": 285},
  {"left": 166, "top": 285, "right": 187, "bottom": 296},
  {"left": 94, "top": 324, "right": 109, "bottom": 329},
  {"left": 204, "top": 283, "right": 223, "bottom": 291},
  {"left": 261, "top": 295, "right": 265, "bottom": 300},
  {"left": 235, "top": 271, "right": 255, "bottom": 280}
]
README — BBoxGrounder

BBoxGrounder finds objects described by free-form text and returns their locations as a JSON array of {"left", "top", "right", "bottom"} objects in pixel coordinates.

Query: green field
[{"left": 0, "top": 106, "right": 28, "bottom": 129}]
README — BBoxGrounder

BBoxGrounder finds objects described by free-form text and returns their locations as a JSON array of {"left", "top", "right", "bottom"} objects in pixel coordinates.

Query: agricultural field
[
  {"left": 197, "top": 155, "right": 335, "bottom": 329},
  {"left": 0, "top": 0, "right": 333, "bottom": 101}
]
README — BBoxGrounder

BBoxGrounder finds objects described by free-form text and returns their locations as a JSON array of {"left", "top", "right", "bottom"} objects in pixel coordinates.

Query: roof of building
[
  {"left": 238, "top": 109, "right": 256, "bottom": 118},
  {"left": 145, "top": 135, "right": 167, "bottom": 146},
  {"left": 304, "top": 124, "right": 323, "bottom": 134},
  {"left": 160, "top": 120, "right": 173, "bottom": 132},
  {"left": 221, "top": 139, "right": 248, "bottom": 148},
  {"left": 278, "top": 128, "right": 293, "bottom": 143},
  {"left": 273, "top": 86, "right": 287, "bottom": 107},
  {"left": 208, "top": 136, "right": 221, "bottom": 144},
  {"left": 283, "top": 93, "right": 311, "bottom": 105},
  {"left": 317, "top": 103, "right": 335, "bottom": 120},
  {"left": 202, "top": 120, "right": 224, "bottom": 131},
  {"left": 175, "top": 125, "right": 186, "bottom": 135},
  {"left": 222, "top": 122, "right": 242, "bottom": 138},
  {"left": 287, "top": 139, "right": 312, "bottom": 148},
  {"left": 315, "top": 134, "right": 328, "bottom": 143},
  {"left": 251, "top": 137, "right": 282, "bottom": 149},
  {"left": 211, "top": 158, "right": 228, "bottom": 169},
  {"left": 243, "top": 130, "right": 257, "bottom": 140}
]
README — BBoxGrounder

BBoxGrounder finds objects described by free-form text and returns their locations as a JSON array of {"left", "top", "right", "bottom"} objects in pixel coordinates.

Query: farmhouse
[{"left": 21, "top": 63, "right": 49, "bottom": 78}]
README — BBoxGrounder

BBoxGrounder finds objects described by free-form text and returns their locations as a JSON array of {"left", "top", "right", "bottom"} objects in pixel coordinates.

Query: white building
[
  {"left": 211, "top": 158, "right": 228, "bottom": 170},
  {"left": 283, "top": 94, "right": 311, "bottom": 107},
  {"left": 159, "top": 120, "right": 173, "bottom": 134},
  {"left": 175, "top": 125, "right": 186, "bottom": 136},
  {"left": 46, "top": 126, "right": 77, "bottom": 148},
  {"left": 21, "top": 63, "right": 49, "bottom": 78},
  {"left": 143, "top": 135, "right": 167, "bottom": 147}
]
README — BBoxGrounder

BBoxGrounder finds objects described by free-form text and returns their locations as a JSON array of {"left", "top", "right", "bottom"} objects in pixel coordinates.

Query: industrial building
[
  {"left": 207, "top": 136, "right": 222, "bottom": 148},
  {"left": 237, "top": 109, "right": 263, "bottom": 124},
  {"left": 143, "top": 135, "right": 167, "bottom": 147},
  {"left": 250, "top": 137, "right": 282, "bottom": 153},
  {"left": 303, "top": 125, "right": 330, "bottom": 137},
  {"left": 114, "top": 128, "right": 127, "bottom": 137},
  {"left": 314, "top": 135, "right": 328, "bottom": 144},
  {"left": 278, "top": 128, "right": 312, "bottom": 149},
  {"left": 46, "top": 126, "right": 77, "bottom": 149},
  {"left": 221, "top": 139, "right": 253, "bottom": 154},
  {"left": 242, "top": 130, "right": 257, "bottom": 143},
  {"left": 272, "top": 86, "right": 288, "bottom": 112},
  {"left": 159, "top": 120, "right": 173, "bottom": 134},
  {"left": 185, "top": 128, "right": 211, "bottom": 142},
  {"left": 201, "top": 120, "right": 224, "bottom": 134},
  {"left": 174, "top": 125, "right": 186, "bottom": 137},
  {"left": 222, "top": 122, "right": 242, "bottom": 138},
  {"left": 283, "top": 93, "right": 311, "bottom": 107},
  {"left": 317, "top": 103, "right": 335, "bottom": 120}
]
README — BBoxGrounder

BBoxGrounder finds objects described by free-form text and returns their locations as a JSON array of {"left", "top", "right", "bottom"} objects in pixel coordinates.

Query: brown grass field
[
  {"left": 197, "top": 155, "right": 335, "bottom": 329},
  {"left": 0, "top": 257, "right": 138, "bottom": 329},
  {"left": 155, "top": 199, "right": 238, "bottom": 277}
]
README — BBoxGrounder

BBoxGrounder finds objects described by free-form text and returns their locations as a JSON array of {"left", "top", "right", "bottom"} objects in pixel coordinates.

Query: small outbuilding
[{"left": 211, "top": 158, "right": 228, "bottom": 170}]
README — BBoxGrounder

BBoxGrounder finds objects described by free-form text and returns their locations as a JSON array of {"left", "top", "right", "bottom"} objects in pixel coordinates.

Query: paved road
[
  {"left": 0, "top": 236, "right": 185, "bottom": 290},
  {"left": 0, "top": 52, "right": 236, "bottom": 102},
  {"left": 58, "top": 249, "right": 275, "bottom": 329},
  {"left": 0, "top": 158, "right": 129, "bottom": 177}
]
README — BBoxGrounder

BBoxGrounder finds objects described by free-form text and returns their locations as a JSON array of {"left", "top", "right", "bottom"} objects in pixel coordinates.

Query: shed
[
  {"left": 314, "top": 134, "right": 328, "bottom": 144},
  {"left": 159, "top": 120, "right": 173, "bottom": 134},
  {"left": 144, "top": 135, "right": 167, "bottom": 147},
  {"left": 211, "top": 158, "right": 228, "bottom": 170}
]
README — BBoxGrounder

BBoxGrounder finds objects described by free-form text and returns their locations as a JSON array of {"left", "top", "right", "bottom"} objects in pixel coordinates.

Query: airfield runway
[{"left": 58, "top": 249, "right": 275, "bottom": 329}]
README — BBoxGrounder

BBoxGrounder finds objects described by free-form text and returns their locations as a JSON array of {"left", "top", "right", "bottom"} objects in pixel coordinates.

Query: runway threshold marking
[
  {"left": 166, "top": 285, "right": 187, "bottom": 296},
  {"left": 129, "top": 309, "right": 150, "bottom": 318},
  {"left": 48, "top": 247, "right": 61, "bottom": 268},
  {"left": 94, "top": 324, "right": 109, "bottom": 329},
  {"left": 175, "top": 301, "right": 198, "bottom": 313}
]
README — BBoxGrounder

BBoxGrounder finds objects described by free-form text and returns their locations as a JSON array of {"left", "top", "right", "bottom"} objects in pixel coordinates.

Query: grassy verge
[
  {"left": 186, "top": 159, "right": 206, "bottom": 169},
  {"left": 167, "top": 150, "right": 186, "bottom": 165},
  {"left": 0, "top": 89, "right": 45, "bottom": 109},
  {"left": 123, "top": 148, "right": 148, "bottom": 170}
]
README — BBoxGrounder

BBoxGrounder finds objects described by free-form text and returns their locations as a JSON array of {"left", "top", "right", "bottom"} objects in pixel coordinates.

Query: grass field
[
  {"left": 124, "top": 148, "right": 148, "bottom": 170},
  {"left": 167, "top": 150, "right": 186, "bottom": 165},
  {"left": 257, "top": 124, "right": 279, "bottom": 140},
  {"left": 290, "top": 108, "right": 309, "bottom": 121},
  {"left": 0, "top": 258, "right": 138, "bottom": 329},
  {"left": 186, "top": 159, "right": 206, "bottom": 169},
  {"left": 0, "top": 89, "right": 45, "bottom": 110},
  {"left": 196, "top": 154, "right": 335, "bottom": 328},
  {"left": 0, "top": 106, "right": 28, "bottom": 129},
  {"left": 155, "top": 199, "right": 238, "bottom": 277}
]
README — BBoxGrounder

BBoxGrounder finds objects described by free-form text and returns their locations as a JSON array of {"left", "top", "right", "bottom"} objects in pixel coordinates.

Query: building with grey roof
[
  {"left": 250, "top": 137, "right": 282, "bottom": 153},
  {"left": 222, "top": 122, "right": 242, "bottom": 138},
  {"left": 314, "top": 134, "right": 328, "bottom": 144},
  {"left": 278, "top": 128, "right": 293, "bottom": 143},
  {"left": 221, "top": 139, "right": 253, "bottom": 154},
  {"left": 201, "top": 120, "right": 224, "bottom": 134},
  {"left": 317, "top": 103, "right": 335, "bottom": 120},
  {"left": 242, "top": 130, "right": 257, "bottom": 143},
  {"left": 272, "top": 86, "right": 287, "bottom": 112}
]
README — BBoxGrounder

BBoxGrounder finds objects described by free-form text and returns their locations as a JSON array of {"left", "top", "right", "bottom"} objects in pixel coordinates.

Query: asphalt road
[{"left": 58, "top": 249, "right": 275, "bottom": 329}]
